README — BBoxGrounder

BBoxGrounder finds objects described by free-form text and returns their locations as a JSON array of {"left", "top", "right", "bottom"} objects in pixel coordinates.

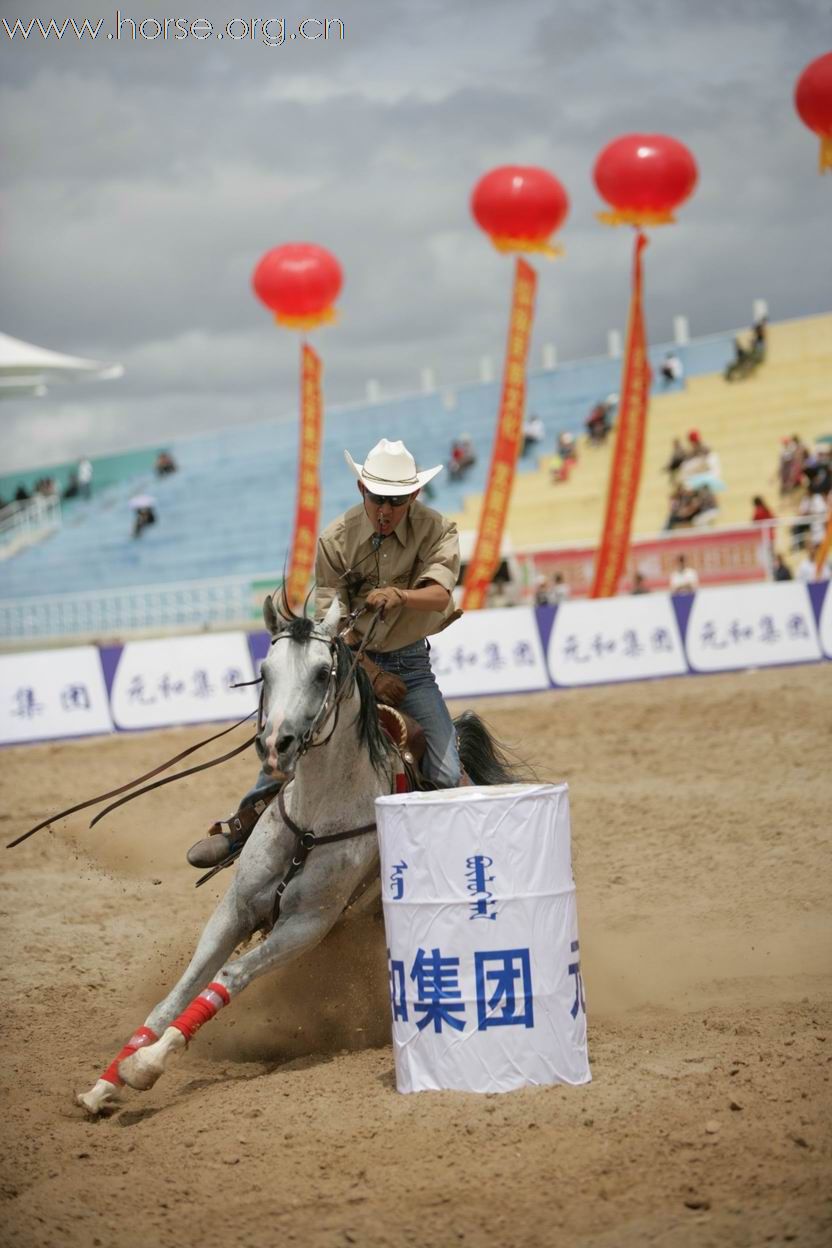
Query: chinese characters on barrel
[
  {"left": 387, "top": 945, "right": 587, "bottom": 1032},
  {"left": 389, "top": 860, "right": 408, "bottom": 900},
  {"left": 466, "top": 854, "right": 497, "bottom": 920}
]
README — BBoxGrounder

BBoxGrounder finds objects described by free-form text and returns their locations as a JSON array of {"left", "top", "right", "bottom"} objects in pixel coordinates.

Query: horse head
[{"left": 256, "top": 594, "right": 343, "bottom": 777}]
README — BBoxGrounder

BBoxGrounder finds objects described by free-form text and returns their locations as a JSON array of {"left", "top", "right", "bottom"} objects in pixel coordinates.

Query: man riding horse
[{"left": 187, "top": 438, "right": 462, "bottom": 870}]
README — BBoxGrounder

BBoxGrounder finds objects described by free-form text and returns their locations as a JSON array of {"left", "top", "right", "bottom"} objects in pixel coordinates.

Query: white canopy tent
[{"left": 0, "top": 331, "right": 124, "bottom": 399}]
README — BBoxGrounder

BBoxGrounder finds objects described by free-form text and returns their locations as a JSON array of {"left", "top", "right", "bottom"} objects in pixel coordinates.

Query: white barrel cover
[{"left": 376, "top": 782, "right": 591, "bottom": 1094}]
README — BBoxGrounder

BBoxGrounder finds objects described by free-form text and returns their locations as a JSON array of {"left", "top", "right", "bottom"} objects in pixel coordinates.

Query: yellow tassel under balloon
[
  {"left": 490, "top": 236, "right": 564, "bottom": 259},
  {"left": 596, "top": 208, "right": 676, "bottom": 227},
  {"left": 274, "top": 307, "right": 338, "bottom": 331},
  {"left": 819, "top": 135, "right": 832, "bottom": 173}
]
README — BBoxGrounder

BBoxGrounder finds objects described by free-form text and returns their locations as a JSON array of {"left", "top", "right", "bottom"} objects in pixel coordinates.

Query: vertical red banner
[
  {"left": 286, "top": 342, "right": 323, "bottom": 607},
  {"left": 462, "top": 258, "right": 537, "bottom": 610},
  {"left": 590, "top": 232, "right": 652, "bottom": 598}
]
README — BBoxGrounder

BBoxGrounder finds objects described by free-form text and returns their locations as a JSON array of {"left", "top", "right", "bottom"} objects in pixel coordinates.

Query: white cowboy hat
[{"left": 344, "top": 438, "right": 443, "bottom": 496}]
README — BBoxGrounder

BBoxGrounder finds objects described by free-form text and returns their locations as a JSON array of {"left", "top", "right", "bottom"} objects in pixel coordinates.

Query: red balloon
[
  {"left": 593, "top": 135, "right": 698, "bottom": 225},
  {"left": 471, "top": 166, "right": 569, "bottom": 254},
  {"left": 795, "top": 52, "right": 832, "bottom": 171},
  {"left": 252, "top": 243, "right": 343, "bottom": 328}
]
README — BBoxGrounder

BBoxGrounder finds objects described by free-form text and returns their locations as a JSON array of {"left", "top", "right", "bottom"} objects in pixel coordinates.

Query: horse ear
[
  {"left": 322, "top": 594, "right": 342, "bottom": 638},
  {"left": 263, "top": 593, "right": 280, "bottom": 635}
]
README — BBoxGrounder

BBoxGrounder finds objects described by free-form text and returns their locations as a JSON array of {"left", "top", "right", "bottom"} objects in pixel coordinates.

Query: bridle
[{"left": 257, "top": 606, "right": 383, "bottom": 766}]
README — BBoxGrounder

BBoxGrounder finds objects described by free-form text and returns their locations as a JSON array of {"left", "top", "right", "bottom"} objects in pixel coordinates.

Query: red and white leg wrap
[
  {"left": 171, "top": 981, "right": 230, "bottom": 1043},
  {"left": 101, "top": 1025, "right": 158, "bottom": 1087}
]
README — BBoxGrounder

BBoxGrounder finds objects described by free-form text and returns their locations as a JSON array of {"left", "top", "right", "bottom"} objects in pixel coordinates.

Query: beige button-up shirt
[{"left": 315, "top": 500, "right": 460, "bottom": 652}]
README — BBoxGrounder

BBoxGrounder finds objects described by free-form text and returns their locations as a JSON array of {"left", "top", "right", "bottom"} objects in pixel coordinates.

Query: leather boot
[{"left": 186, "top": 783, "right": 283, "bottom": 869}]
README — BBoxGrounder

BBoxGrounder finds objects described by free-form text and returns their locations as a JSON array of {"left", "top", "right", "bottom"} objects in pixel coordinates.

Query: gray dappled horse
[{"left": 77, "top": 594, "right": 518, "bottom": 1115}]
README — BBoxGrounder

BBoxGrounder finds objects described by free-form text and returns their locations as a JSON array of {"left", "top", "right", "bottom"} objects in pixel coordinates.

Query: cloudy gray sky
[{"left": 1, "top": 0, "right": 829, "bottom": 473}]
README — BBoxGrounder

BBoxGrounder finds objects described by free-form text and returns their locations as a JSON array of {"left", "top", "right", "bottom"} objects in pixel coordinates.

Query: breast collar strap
[{"left": 266, "top": 774, "right": 393, "bottom": 931}]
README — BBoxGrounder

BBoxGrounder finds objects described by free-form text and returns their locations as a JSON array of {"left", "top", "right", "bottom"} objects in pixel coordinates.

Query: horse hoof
[
  {"left": 75, "top": 1079, "right": 120, "bottom": 1116},
  {"left": 118, "top": 1049, "right": 163, "bottom": 1091}
]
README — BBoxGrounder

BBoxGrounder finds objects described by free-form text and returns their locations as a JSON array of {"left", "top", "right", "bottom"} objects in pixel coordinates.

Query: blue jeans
[{"left": 369, "top": 639, "right": 461, "bottom": 788}]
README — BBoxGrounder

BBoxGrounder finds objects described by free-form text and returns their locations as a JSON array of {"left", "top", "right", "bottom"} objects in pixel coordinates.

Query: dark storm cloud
[{"left": 0, "top": 0, "right": 829, "bottom": 470}]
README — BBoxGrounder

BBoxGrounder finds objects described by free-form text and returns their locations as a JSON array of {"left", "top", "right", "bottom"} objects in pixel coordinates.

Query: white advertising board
[
  {"left": 377, "top": 783, "right": 590, "bottom": 1094},
  {"left": 429, "top": 607, "right": 549, "bottom": 698},
  {"left": 818, "top": 586, "right": 832, "bottom": 660},
  {"left": 0, "top": 645, "right": 113, "bottom": 744},
  {"left": 110, "top": 632, "right": 258, "bottom": 729},
  {"left": 685, "top": 582, "right": 821, "bottom": 672},
  {"left": 547, "top": 593, "right": 687, "bottom": 687}
]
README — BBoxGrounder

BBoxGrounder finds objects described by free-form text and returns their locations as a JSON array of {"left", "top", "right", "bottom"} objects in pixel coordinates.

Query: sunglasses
[{"left": 365, "top": 491, "right": 414, "bottom": 507}]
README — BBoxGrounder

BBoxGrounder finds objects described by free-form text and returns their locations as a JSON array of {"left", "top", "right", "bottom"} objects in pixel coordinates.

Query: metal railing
[
  {"left": 0, "top": 493, "right": 62, "bottom": 558},
  {"left": 0, "top": 568, "right": 283, "bottom": 645}
]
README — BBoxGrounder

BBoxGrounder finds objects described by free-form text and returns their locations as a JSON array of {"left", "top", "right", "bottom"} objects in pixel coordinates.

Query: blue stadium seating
[{"left": 1, "top": 333, "right": 734, "bottom": 597}]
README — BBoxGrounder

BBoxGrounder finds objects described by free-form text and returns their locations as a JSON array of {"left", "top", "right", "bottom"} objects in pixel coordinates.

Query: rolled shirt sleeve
[{"left": 413, "top": 518, "right": 460, "bottom": 595}]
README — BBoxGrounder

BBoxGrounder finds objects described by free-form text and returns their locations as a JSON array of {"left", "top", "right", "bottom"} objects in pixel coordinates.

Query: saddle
[
  {"left": 376, "top": 704, "right": 426, "bottom": 770},
  {"left": 189, "top": 701, "right": 430, "bottom": 881}
]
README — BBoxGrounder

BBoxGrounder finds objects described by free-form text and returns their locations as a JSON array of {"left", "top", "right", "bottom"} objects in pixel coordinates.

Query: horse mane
[{"left": 272, "top": 587, "right": 394, "bottom": 777}]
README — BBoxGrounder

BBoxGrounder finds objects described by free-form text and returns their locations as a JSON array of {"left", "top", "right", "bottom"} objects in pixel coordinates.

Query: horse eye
[{"left": 315, "top": 666, "right": 330, "bottom": 683}]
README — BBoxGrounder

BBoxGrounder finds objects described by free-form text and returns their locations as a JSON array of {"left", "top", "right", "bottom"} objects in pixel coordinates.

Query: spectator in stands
[
  {"left": 669, "top": 554, "right": 699, "bottom": 595},
  {"left": 13, "top": 484, "right": 30, "bottom": 502},
  {"left": 556, "top": 431, "right": 577, "bottom": 461},
  {"left": 663, "top": 438, "right": 687, "bottom": 480},
  {"left": 773, "top": 553, "right": 793, "bottom": 582},
  {"left": 62, "top": 472, "right": 81, "bottom": 500},
  {"left": 802, "top": 489, "right": 829, "bottom": 547},
  {"left": 664, "top": 485, "right": 700, "bottom": 529},
  {"left": 155, "top": 450, "right": 178, "bottom": 477},
  {"left": 534, "top": 576, "right": 551, "bottom": 607},
  {"left": 805, "top": 447, "right": 831, "bottom": 497},
  {"left": 777, "top": 436, "right": 807, "bottom": 496},
  {"left": 752, "top": 495, "right": 775, "bottom": 524},
  {"left": 448, "top": 434, "right": 476, "bottom": 480},
  {"left": 751, "top": 315, "right": 768, "bottom": 361},
  {"left": 549, "top": 572, "right": 570, "bottom": 604},
  {"left": 548, "top": 452, "right": 573, "bottom": 484},
  {"left": 521, "top": 414, "right": 545, "bottom": 458},
  {"left": 692, "top": 483, "right": 719, "bottom": 526},
  {"left": 660, "top": 350, "right": 684, "bottom": 388},
  {"left": 132, "top": 505, "right": 157, "bottom": 539},
  {"left": 0, "top": 494, "right": 6, "bottom": 512},
  {"left": 796, "top": 543, "right": 831, "bottom": 583},
  {"left": 631, "top": 571, "right": 649, "bottom": 595},
  {"left": 724, "top": 335, "right": 753, "bottom": 382},
  {"left": 77, "top": 457, "right": 93, "bottom": 499},
  {"left": 586, "top": 401, "right": 610, "bottom": 445},
  {"left": 685, "top": 428, "right": 711, "bottom": 461}
]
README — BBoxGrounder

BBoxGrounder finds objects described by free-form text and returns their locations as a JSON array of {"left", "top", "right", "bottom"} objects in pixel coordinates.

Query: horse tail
[{"left": 454, "top": 710, "right": 531, "bottom": 787}]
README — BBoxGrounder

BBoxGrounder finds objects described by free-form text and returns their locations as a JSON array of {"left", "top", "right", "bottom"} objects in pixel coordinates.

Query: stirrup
[{"left": 186, "top": 787, "right": 282, "bottom": 870}]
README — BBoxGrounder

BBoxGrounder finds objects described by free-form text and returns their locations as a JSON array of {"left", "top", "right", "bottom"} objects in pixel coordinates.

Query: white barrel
[{"left": 375, "top": 782, "right": 591, "bottom": 1094}]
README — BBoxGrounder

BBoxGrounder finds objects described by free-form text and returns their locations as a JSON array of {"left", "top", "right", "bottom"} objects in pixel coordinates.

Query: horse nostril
[{"left": 277, "top": 734, "right": 294, "bottom": 755}]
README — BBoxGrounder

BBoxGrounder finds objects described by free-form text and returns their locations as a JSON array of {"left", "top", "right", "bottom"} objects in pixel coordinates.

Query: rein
[
  {"left": 6, "top": 709, "right": 259, "bottom": 849},
  {"left": 7, "top": 607, "right": 384, "bottom": 850}
]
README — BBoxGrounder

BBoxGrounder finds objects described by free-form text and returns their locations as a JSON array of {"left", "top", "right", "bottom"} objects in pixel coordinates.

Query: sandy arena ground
[{"left": 1, "top": 662, "right": 831, "bottom": 1248}]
